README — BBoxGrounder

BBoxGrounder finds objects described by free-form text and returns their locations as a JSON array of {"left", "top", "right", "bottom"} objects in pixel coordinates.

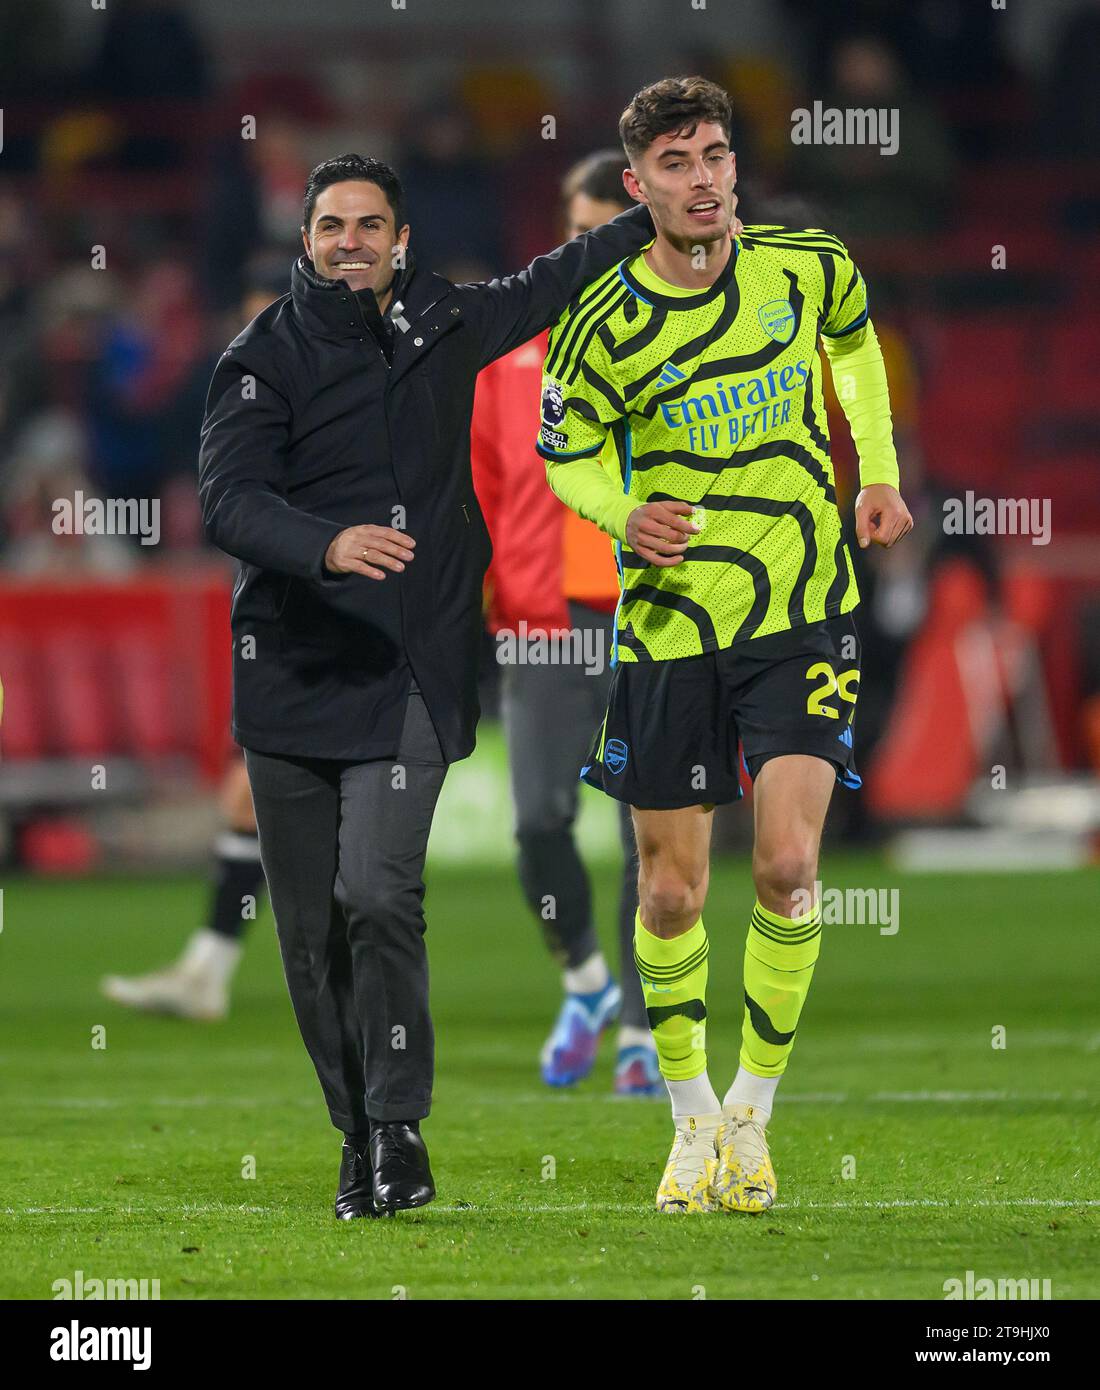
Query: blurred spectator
[
  {"left": 202, "top": 104, "right": 316, "bottom": 312},
  {"left": 79, "top": 0, "right": 212, "bottom": 170},
  {"left": 86, "top": 254, "right": 207, "bottom": 498},
  {"left": 787, "top": 0, "right": 1013, "bottom": 93},
  {"left": 399, "top": 98, "right": 504, "bottom": 279},
  {"left": 1040, "top": 3, "right": 1100, "bottom": 158},
  {"left": 158, "top": 250, "right": 294, "bottom": 556},
  {"left": 239, "top": 251, "right": 290, "bottom": 315},
  {"left": 0, "top": 0, "right": 61, "bottom": 102},
  {"left": 0, "top": 409, "right": 135, "bottom": 576},
  {"left": 791, "top": 35, "right": 956, "bottom": 238},
  {"left": 0, "top": 195, "right": 49, "bottom": 461},
  {"left": 82, "top": 0, "right": 210, "bottom": 102}
]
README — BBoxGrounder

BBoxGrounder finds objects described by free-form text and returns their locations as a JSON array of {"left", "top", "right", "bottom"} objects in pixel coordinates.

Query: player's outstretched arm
[{"left": 459, "top": 203, "right": 654, "bottom": 370}]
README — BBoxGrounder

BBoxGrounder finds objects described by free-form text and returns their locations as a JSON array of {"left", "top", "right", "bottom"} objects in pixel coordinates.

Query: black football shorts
[{"left": 579, "top": 613, "right": 862, "bottom": 809}]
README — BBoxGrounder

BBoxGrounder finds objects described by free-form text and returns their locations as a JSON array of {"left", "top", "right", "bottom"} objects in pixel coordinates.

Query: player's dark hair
[
  {"left": 302, "top": 153, "right": 406, "bottom": 232},
  {"left": 561, "top": 149, "right": 632, "bottom": 210},
  {"left": 618, "top": 76, "right": 733, "bottom": 162}
]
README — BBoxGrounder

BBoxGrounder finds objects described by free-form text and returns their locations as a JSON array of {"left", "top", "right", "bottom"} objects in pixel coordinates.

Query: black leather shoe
[
  {"left": 370, "top": 1121, "right": 435, "bottom": 1213},
  {"left": 335, "top": 1135, "right": 381, "bottom": 1220}
]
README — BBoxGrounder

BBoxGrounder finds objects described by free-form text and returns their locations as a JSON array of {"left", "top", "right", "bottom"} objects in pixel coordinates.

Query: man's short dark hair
[
  {"left": 618, "top": 76, "right": 733, "bottom": 162},
  {"left": 302, "top": 153, "right": 406, "bottom": 232},
  {"left": 561, "top": 150, "right": 632, "bottom": 211}
]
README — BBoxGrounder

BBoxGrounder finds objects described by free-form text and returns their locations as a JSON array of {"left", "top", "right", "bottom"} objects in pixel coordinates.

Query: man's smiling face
[{"left": 302, "top": 179, "right": 410, "bottom": 301}]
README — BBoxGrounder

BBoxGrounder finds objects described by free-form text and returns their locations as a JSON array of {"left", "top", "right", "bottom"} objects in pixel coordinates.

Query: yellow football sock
[
  {"left": 633, "top": 912, "right": 710, "bottom": 1081},
  {"left": 740, "top": 900, "right": 822, "bottom": 1078}
]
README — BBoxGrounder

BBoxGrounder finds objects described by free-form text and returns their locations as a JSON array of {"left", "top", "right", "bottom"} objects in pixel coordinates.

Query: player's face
[
  {"left": 302, "top": 180, "right": 410, "bottom": 300},
  {"left": 626, "top": 122, "right": 737, "bottom": 251},
  {"left": 565, "top": 192, "right": 630, "bottom": 239}
]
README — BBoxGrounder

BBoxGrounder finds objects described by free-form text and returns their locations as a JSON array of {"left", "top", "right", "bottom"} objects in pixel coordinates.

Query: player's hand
[
  {"left": 626, "top": 501, "right": 698, "bottom": 567},
  {"left": 854, "top": 484, "right": 913, "bottom": 550},
  {"left": 324, "top": 524, "right": 416, "bottom": 579}
]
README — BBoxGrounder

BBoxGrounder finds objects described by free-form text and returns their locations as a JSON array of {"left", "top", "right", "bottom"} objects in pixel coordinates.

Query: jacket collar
[
  {"left": 290, "top": 251, "right": 463, "bottom": 382},
  {"left": 291, "top": 249, "right": 427, "bottom": 340}
]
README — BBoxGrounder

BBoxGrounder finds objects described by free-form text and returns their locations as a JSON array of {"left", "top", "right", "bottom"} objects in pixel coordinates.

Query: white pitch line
[
  {"left": 6, "top": 1198, "right": 1100, "bottom": 1217},
  {"left": 512, "top": 1089, "right": 1095, "bottom": 1105},
  {"left": 8, "top": 1096, "right": 304, "bottom": 1109},
  {"left": 867, "top": 1089, "right": 1094, "bottom": 1103},
  {"left": 433, "top": 1199, "right": 1100, "bottom": 1213},
  {"left": 7, "top": 1088, "right": 1096, "bottom": 1110}
]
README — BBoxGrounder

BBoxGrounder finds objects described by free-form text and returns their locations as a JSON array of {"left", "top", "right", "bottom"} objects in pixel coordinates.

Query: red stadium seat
[
  {"left": 42, "top": 631, "right": 116, "bottom": 759},
  {"left": 109, "top": 628, "right": 177, "bottom": 759},
  {"left": 0, "top": 633, "right": 46, "bottom": 759}
]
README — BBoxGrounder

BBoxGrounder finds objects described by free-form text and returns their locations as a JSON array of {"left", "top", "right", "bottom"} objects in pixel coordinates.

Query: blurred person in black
[
  {"left": 0, "top": 194, "right": 48, "bottom": 470},
  {"left": 198, "top": 152, "right": 653, "bottom": 1219},
  {"left": 202, "top": 90, "right": 322, "bottom": 313},
  {"left": 81, "top": 0, "right": 210, "bottom": 104},
  {"left": 1040, "top": 4, "right": 1100, "bottom": 159},
  {"left": 787, "top": 0, "right": 1012, "bottom": 94},
  {"left": 398, "top": 97, "right": 504, "bottom": 281},
  {"left": 79, "top": 0, "right": 211, "bottom": 170},
  {"left": 789, "top": 34, "right": 956, "bottom": 239}
]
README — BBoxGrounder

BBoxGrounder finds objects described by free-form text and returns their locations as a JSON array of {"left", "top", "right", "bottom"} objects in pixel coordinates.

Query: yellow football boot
[
  {"left": 655, "top": 1112, "right": 722, "bottom": 1214},
  {"left": 714, "top": 1103, "right": 777, "bottom": 1213}
]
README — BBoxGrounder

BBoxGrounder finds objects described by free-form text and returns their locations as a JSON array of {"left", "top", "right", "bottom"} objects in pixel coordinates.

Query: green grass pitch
[{"left": 1, "top": 854, "right": 1097, "bottom": 1300}]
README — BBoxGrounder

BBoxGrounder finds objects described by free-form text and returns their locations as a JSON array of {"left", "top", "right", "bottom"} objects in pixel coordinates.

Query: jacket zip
[
  {"left": 346, "top": 285, "right": 427, "bottom": 696},
  {"left": 348, "top": 291, "right": 391, "bottom": 371}
]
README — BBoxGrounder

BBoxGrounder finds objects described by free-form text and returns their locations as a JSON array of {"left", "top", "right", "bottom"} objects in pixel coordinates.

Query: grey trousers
[
  {"left": 499, "top": 602, "right": 646, "bottom": 1030},
  {"left": 243, "top": 692, "right": 447, "bottom": 1131}
]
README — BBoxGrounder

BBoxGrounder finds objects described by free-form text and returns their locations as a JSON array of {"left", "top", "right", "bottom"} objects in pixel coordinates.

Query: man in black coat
[{"left": 198, "top": 152, "right": 651, "bottom": 1219}]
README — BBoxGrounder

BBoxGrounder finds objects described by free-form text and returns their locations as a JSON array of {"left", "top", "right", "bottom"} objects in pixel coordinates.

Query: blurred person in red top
[{"left": 471, "top": 153, "right": 659, "bottom": 1095}]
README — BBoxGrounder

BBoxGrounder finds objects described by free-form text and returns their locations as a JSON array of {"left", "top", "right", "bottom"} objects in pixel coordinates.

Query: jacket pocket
[{"left": 418, "top": 366, "right": 441, "bottom": 449}]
